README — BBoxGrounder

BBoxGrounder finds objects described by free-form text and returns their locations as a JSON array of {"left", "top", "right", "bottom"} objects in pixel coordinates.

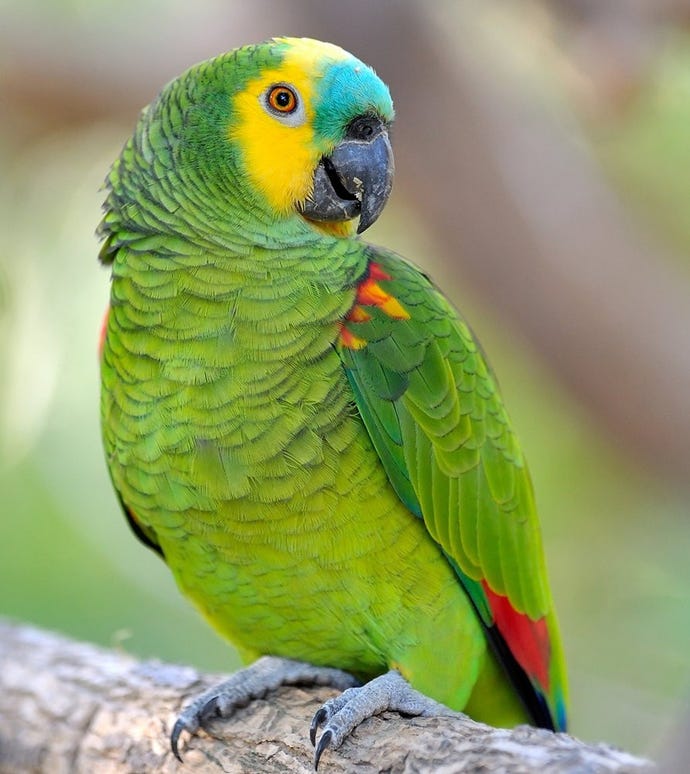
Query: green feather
[
  {"left": 100, "top": 38, "right": 566, "bottom": 734},
  {"left": 338, "top": 248, "right": 551, "bottom": 619}
]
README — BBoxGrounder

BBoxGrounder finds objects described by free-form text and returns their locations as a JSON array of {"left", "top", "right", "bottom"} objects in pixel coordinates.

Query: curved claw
[
  {"left": 198, "top": 695, "right": 222, "bottom": 724},
  {"left": 314, "top": 728, "right": 333, "bottom": 771},
  {"left": 170, "top": 717, "right": 192, "bottom": 762},
  {"left": 309, "top": 670, "right": 454, "bottom": 769},
  {"left": 168, "top": 658, "right": 356, "bottom": 762},
  {"left": 170, "top": 696, "right": 219, "bottom": 760},
  {"left": 310, "top": 706, "right": 328, "bottom": 747}
]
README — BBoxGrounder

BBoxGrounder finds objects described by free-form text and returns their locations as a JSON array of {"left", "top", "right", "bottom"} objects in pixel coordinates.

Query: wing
[{"left": 336, "top": 249, "right": 567, "bottom": 731}]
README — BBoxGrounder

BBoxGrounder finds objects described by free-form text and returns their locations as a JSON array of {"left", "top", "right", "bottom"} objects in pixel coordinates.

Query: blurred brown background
[{"left": 1, "top": 0, "right": 689, "bottom": 760}]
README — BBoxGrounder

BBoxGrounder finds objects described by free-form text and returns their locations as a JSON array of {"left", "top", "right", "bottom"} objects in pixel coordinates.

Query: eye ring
[
  {"left": 267, "top": 85, "right": 299, "bottom": 114},
  {"left": 261, "top": 83, "right": 306, "bottom": 128}
]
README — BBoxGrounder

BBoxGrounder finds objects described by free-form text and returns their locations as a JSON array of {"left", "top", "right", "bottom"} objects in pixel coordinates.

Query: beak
[{"left": 299, "top": 117, "right": 394, "bottom": 234}]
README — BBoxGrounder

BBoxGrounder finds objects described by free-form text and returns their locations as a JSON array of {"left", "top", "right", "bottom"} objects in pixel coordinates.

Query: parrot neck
[
  {"left": 101, "top": 191, "right": 370, "bottom": 345},
  {"left": 99, "top": 161, "right": 356, "bottom": 265}
]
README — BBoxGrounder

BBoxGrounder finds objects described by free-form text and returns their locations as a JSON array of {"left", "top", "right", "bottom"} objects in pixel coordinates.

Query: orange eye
[{"left": 267, "top": 85, "right": 298, "bottom": 114}]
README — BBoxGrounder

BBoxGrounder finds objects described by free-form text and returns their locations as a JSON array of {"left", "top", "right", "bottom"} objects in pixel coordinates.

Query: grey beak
[{"left": 299, "top": 117, "right": 394, "bottom": 234}]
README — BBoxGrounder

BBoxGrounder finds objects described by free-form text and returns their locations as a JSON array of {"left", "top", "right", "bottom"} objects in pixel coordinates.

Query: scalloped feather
[{"left": 337, "top": 247, "right": 567, "bottom": 731}]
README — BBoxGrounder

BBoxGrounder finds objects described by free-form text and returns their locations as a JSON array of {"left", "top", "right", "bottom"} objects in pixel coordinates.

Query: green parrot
[{"left": 99, "top": 37, "right": 567, "bottom": 767}]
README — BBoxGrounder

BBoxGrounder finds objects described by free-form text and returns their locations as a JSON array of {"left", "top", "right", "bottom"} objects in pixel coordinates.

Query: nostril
[{"left": 347, "top": 116, "right": 381, "bottom": 142}]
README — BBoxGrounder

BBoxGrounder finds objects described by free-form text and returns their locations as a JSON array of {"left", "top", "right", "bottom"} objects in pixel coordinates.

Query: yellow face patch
[{"left": 230, "top": 38, "right": 350, "bottom": 216}]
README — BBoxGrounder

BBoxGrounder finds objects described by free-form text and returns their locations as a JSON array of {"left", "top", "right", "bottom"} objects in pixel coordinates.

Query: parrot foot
[
  {"left": 310, "top": 669, "right": 458, "bottom": 770},
  {"left": 170, "top": 656, "right": 358, "bottom": 761}
]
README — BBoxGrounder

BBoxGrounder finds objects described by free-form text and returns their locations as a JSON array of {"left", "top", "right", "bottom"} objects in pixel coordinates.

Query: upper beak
[{"left": 299, "top": 117, "right": 394, "bottom": 234}]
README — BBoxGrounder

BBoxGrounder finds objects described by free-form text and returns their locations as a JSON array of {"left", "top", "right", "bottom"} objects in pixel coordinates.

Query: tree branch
[{"left": 0, "top": 620, "right": 652, "bottom": 773}]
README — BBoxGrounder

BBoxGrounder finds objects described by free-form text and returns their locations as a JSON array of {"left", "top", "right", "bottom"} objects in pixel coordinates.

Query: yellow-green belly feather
[{"left": 101, "top": 249, "right": 526, "bottom": 723}]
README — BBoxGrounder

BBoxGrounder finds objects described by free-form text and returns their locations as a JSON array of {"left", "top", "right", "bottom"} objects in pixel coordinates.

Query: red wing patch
[{"left": 482, "top": 580, "right": 551, "bottom": 692}]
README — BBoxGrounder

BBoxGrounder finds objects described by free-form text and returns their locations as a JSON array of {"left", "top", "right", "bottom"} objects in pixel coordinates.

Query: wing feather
[{"left": 337, "top": 248, "right": 567, "bottom": 730}]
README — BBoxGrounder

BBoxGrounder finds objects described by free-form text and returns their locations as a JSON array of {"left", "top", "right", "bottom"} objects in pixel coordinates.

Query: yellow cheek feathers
[
  {"left": 229, "top": 40, "right": 350, "bottom": 218},
  {"left": 231, "top": 76, "right": 316, "bottom": 215}
]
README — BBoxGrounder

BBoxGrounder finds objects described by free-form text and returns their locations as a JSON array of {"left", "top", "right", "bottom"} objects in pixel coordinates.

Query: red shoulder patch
[{"left": 339, "top": 261, "right": 409, "bottom": 349}]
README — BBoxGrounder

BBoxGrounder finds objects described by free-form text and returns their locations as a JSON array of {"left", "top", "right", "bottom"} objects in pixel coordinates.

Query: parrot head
[
  {"left": 103, "top": 37, "right": 396, "bottom": 250},
  {"left": 229, "top": 37, "right": 395, "bottom": 235}
]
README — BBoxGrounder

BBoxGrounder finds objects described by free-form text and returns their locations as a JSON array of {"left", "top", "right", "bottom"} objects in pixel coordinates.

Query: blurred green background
[{"left": 1, "top": 0, "right": 689, "bottom": 763}]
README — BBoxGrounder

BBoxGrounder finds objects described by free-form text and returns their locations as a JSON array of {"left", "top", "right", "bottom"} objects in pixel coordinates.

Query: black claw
[
  {"left": 170, "top": 719, "right": 186, "bottom": 762},
  {"left": 313, "top": 729, "right": 332, "bottom": 771},
  {"left": 199, "top": 696, "right": 221, "bottom": 723},
  {"left": 310, "top": 707, "right": 328, "bottom": 746}
]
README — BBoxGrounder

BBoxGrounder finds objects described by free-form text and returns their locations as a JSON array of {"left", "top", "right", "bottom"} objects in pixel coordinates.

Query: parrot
[{"left": 98, "top": 36, "right": 567, "bottom": 768}]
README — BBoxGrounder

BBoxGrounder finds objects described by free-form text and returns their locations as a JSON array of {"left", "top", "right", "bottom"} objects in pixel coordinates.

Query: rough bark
[{"left": 0, "top": 621, "right": 652, "bottom": 774}]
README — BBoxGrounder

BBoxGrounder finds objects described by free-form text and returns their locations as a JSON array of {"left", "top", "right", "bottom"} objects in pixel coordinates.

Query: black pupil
[{"left": 276, "top": 90, "right": 292, "bottom": 108}]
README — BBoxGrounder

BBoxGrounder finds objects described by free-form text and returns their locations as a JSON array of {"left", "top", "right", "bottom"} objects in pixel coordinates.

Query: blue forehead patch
[{"left": 312, "top": 57, "right": 394, "bottom": 143}]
